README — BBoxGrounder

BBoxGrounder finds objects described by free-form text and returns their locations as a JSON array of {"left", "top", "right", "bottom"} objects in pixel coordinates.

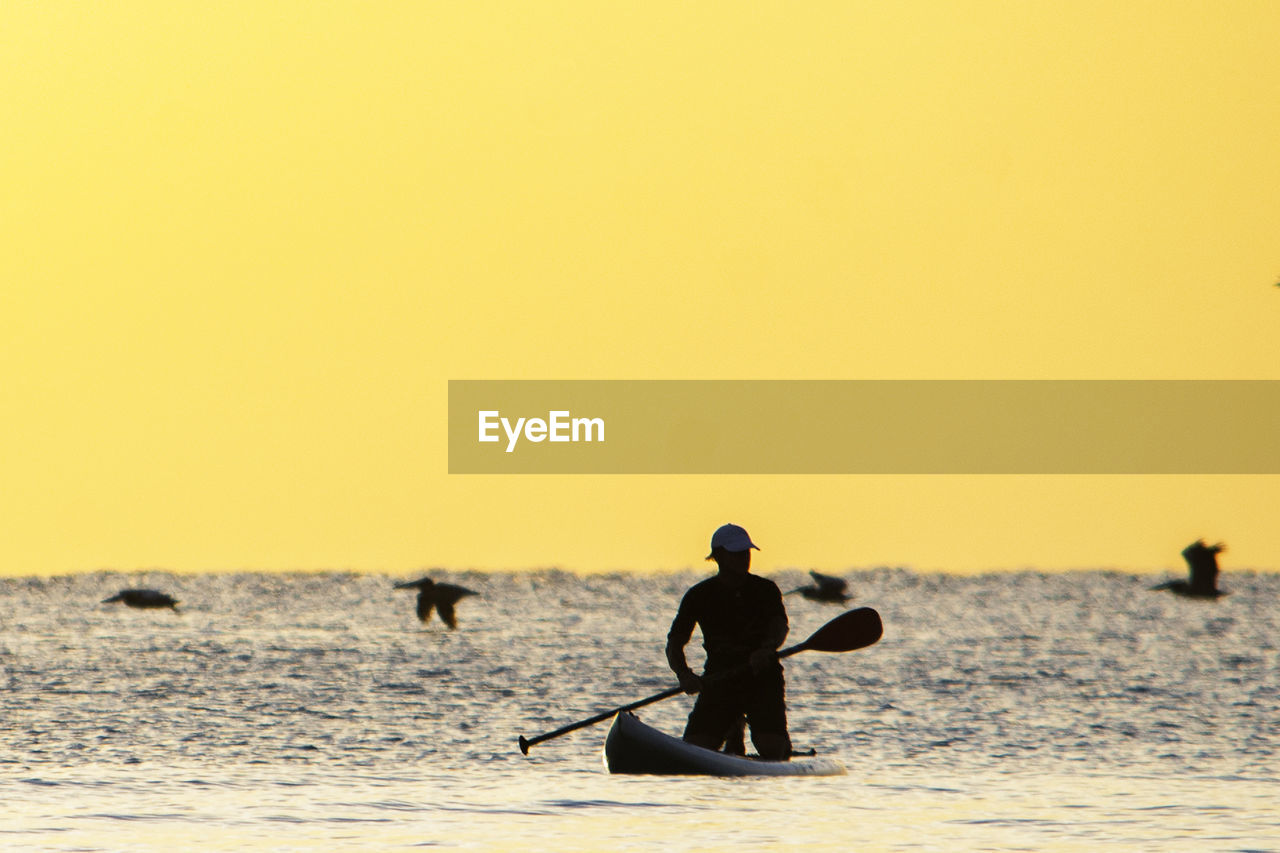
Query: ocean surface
[{"left": 1, "top": 568, "right": 1277, "bottom": 852}]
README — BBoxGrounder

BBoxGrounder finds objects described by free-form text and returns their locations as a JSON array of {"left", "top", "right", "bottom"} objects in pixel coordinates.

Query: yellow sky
[{"left": 3, "top": 2, "right": 1278, "bottom": 576}]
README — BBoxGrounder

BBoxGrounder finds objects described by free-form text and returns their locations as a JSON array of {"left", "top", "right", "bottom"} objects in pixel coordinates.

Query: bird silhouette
[
  {"left": 102, "top": 588, "right": 180, "bottom": 610},
  {"left": 785, "top": 570, "right": 852, "bottom": 604},
  {"left": 393, "top": 577, "right": 478, "bottom": 628},
  {"left": 1151, "top": 539, "right": 1227, "bottom": 598}
]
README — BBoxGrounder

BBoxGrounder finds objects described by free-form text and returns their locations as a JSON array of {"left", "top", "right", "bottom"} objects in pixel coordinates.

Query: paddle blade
[{"left": 794, "top": 607, "right": 883, "bottom": 654}]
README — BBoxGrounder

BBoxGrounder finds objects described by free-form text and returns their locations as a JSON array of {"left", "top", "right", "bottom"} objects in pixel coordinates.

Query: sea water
[{"left": 1, "top": 568, "right": 1277, "bottom": 851}]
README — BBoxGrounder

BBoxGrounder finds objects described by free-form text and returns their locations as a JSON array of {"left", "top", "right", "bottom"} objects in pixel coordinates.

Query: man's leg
[
  {"left": 682, "top": 689, "right": 734, "bottom": 751},
  {"left": 721, "top": 715, "right": 747, "bottom": 755},
  {"left": 750, "top": 730, "right": 792, "bottom": 761},
  {"left": 684, "top": 731, "right": 724, "bottom": 750},
  {"left": 746, "top": 670, "right": 791, "bottom": 760}
]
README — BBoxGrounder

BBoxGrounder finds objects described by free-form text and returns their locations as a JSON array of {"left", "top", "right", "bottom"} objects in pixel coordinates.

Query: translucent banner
[{"left": 447, "top": 380, "right": 1280, "bottom": 474}]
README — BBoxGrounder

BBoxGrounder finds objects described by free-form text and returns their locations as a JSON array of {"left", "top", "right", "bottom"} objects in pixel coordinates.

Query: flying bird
[
  {"left": 102, "top": 588, "right": 180, "bottom": 610},
  {"left": 393, "top": 577, "right": 478, "bottom": 628},
  {"left": 786, "top": 570, "right": 852, "bottom": 604},
  {"left": 1151, "top": 539, "right": 1227, "bottom": 598}
]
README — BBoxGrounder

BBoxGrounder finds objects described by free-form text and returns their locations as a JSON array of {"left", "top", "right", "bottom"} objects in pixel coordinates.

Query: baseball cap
[{"left": 706, "top": 523, "right": 760, "bottom": 558}]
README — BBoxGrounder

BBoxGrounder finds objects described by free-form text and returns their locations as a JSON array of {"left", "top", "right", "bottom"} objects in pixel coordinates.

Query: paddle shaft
[{"left": 518, "top": 639, "right": 816, "bottom": 754}]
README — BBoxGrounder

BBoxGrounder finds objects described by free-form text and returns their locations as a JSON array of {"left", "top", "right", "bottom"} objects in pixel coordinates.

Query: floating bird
[
  {"left": 393, "top": 577, "right": 478, "bottom": 628},
  {"left": 102, "top": 588, "right": 180, "bottom": 610},
  {"left": 1151, "top": 539, "right": 1227, "bottom": 598},
  {"left": 786, "top": 570, "right": 852, "bottom": 604}
]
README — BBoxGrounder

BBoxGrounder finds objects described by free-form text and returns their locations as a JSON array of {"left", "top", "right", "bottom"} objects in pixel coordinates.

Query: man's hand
[{"left": 677, "top": 671, "right": 703, "bottom": 695}]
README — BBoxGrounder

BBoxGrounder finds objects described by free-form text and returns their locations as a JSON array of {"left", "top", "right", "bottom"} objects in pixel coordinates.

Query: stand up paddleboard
[{"left": 603, "top": 712, "right": 846, "bottom": 777}]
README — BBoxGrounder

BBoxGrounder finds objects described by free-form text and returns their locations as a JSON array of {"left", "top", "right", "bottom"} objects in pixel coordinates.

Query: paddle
[{"left": 518, "top": 606, "right": 883, "bottom": 754}]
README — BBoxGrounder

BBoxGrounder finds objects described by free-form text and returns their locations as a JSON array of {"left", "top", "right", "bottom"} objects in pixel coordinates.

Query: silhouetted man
[{"left": 666, "top": 523, "right": 792, "bottom": 760}]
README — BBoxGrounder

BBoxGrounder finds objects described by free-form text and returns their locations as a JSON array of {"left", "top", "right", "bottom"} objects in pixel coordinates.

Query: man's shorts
[{"left": 683, "top": 667, "right": 788, "bottom": 741}]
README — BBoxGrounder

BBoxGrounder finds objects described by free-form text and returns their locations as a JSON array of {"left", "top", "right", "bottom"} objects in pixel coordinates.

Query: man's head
[{"left": 706, "top": 523, "right": 759, "bottom": 574}]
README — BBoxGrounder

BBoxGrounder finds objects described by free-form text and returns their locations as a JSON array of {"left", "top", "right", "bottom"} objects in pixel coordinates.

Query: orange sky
[{"left": 3, "top": 2, "right": 1278, "bottom": 575}]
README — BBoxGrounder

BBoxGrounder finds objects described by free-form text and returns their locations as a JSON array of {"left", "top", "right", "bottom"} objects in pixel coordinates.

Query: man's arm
[{"left": 666, "top": 597, "right": 702, "bottom": 694}]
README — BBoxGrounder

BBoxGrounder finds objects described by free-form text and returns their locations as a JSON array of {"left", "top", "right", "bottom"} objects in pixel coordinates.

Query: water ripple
[{"left": 2, "top": 568, "right": 1278, "bottom": 850}]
